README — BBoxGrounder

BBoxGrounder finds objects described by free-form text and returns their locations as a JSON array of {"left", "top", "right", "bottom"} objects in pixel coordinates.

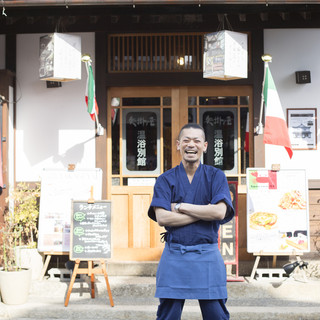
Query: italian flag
[
  {"left": 85, "top": 62, "right": 99, "bottom": 121},
  {"left": 263, "top": 65, "right": 293, "bottom": 159}
]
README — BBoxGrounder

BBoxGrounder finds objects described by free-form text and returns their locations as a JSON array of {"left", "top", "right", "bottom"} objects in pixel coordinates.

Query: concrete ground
[{"left": 1, "top": 272, "right": 320, "bottom": 320}]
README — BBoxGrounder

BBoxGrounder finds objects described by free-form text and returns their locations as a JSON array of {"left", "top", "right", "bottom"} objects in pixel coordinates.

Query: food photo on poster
[{"left": 246, "top": 168, "right": 309, "bottom": 254}]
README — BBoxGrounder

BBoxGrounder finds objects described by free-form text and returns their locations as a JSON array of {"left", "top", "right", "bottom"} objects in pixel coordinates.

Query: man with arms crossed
[{"left": 148, "top": 123, "right": 234, "bottom": 320}]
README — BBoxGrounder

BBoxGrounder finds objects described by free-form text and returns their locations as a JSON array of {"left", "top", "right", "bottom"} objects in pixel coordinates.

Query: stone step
[
  {"left": 2, "top": 298, "right": 320, "bottom": 320},
  {"left": 29, "top": 275, "right": 320, "bottom": 302},
  {"left": 1, "top": 276, "right": 320, "bottom": 320}
]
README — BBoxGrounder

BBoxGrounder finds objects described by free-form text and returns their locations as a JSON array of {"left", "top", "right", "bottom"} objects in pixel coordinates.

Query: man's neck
[{"left": 182, "top": 160, "right": 200, "bottom": 181}]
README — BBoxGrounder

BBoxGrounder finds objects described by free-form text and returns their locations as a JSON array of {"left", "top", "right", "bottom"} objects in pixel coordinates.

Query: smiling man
[{"left": 148, "top": 123, "right": 234, "bottom": 320}]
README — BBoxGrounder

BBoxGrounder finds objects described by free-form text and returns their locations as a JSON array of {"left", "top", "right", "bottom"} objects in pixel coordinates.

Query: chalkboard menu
[{"left": 70, "top": 200, "right": 111, "bottom": 260}]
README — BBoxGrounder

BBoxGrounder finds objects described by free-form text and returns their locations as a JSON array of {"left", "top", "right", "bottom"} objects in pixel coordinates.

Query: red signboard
[{"left": 219, "top": 182, "right": 242, "bottom": 281}]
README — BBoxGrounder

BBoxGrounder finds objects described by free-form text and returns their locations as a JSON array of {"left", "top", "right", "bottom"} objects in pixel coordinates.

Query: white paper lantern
[
  {"left": 203, "top": 30, "right": 248, "bottom": 80},
  {"left": 39, "top": 33, "right": 81, "bottom": 82}
]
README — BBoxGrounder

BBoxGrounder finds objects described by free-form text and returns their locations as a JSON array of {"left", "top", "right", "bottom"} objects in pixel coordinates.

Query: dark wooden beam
[
  {"left": 5, "top": 35, "right": 16, "bottom": 73},
  {"left": 2, "top": 4, "right": 320, "bottom": 34}
]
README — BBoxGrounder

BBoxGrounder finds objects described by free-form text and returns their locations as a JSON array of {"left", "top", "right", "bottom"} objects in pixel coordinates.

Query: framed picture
[{"left": 287, "top": 108, "right": 317, "bottom": 150}]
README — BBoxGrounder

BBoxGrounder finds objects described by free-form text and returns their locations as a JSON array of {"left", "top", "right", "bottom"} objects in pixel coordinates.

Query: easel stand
[
  {"left": 40, "top": 251, "right": 69, "bottom": 280},
  {"left": 64, "top": 259, "right": 114, "bottom": 307},
  {"left": 249, "top": 251, "right": 306, "bottom": 282}
]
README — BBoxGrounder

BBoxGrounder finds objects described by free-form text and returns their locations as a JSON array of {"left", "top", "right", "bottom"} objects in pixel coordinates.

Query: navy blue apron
[{"left": 155, "top": 242, "right": 227, "bottom": 300}]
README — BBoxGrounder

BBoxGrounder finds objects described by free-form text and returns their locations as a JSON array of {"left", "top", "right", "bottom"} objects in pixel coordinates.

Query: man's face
[{"left": 177, "top": 128, "right": 208, "bottom": 164}]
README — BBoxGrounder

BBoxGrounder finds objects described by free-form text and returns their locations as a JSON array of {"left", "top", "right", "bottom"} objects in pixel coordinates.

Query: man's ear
[
  {"left": 176, "top": 140, "right": 180, "bottom": 150},
  {"left": 203, "top": 141, "right": 208, "bottom": 153}
]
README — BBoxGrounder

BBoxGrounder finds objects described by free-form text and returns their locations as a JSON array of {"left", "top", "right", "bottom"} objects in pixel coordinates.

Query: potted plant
[
  {"left": 0, "top": 182, "right": 41, "bottom": 304},
  {"left": 8, "top": 182, "right": 42, "bottom": 279},
  {"left": 0, "top": 224, "right": 32, "bottom": 304},
  {"left": 6, "top": 182, "right": 41, "bottom": 247}
]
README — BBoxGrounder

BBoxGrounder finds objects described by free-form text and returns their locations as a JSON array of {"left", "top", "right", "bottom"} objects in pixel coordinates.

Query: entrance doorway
[{"left": 107, "top": 86, "right": 252, "bottom": 261}]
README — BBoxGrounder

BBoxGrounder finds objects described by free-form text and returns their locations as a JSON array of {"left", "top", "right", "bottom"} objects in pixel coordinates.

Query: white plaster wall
[
  {"left": 264, "top": 29, "right": 320, "bottom": 180},
  {"left": 0, "top": 35, "right": 5, "bottom": 70},
  {"left": 16, "top": 33, "right": 96, "bottom": 182}
]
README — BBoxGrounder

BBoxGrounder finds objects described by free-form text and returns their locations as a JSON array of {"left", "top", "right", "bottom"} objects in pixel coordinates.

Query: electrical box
[{"left": 295, "top": 71, "right": 311, "bottom": 84}]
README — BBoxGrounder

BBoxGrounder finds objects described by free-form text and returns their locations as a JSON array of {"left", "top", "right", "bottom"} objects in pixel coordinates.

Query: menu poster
[
  {"left": 70, "top": 201, "right": 111, "bottom": 260},
  {"left": 38, "top": 169, "right": 102, "bottom": 253},
  {"left": 247, "top": 168, "right": 310, "bottom": 253}
]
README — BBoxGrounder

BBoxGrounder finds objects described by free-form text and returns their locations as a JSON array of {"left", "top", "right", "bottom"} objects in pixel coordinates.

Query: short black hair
[{"left": 178, "top": 123, "right": 206, "bottom": 140}]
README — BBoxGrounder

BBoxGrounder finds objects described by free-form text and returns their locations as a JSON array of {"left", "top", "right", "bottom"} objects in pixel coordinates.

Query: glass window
[
  {"left": 240, "top": 96, "right": 249, "bottom": 105},
  {"left": 227, "top": 177, "right": 238, "bottom": 183},
  {"left": 108, "top": 34, "right": 203, "bottom": 73},
  {"left": 111, "top": 107, "right": 120, "bottom": 175},
  {"left": 163, "top": 97, "right": 171, "bottom": 106},
  {"left": 188, "top": 96, "right": 197, "bottom": 106},
  {"left": 112, "top": 177, "right": 120, "bottom": 186},
  {"left": 199, "top": 96, "right": 237, "bottom": 105},
  {"left": 200, "top": 108, "right": 238, "bottom": 174},
  {"left": 122, "top": 97, "right": 161, "bottom": 106},
  {"left": 122, "top": 108, "right": 160, "bottom": 175},
  {"left": 241, "top": 108, "right": 249, "bottom": 174},
  {"left": 188, "top": 108, "right": 197, "bottom": 123},
  {"left": 163, "top": 108, "right": 172, "bottom": 172}
]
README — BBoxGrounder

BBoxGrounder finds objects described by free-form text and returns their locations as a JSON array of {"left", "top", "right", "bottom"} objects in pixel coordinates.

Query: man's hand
[
  {"left": 171, "top": 203, "right": 180, "bottom": 213},
  {"left": 173, "top": 202, "right": 227, "bottom": 221},
  {"left": 155, "top": 206, "right": 198, "bottom": 227}
]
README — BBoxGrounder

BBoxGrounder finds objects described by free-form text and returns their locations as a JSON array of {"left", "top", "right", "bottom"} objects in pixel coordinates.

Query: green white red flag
[
  {"left": 85, "top": 61, "right": 99, "bottom": 121},
  {"left": 263, "top": 64, "right": 293, "bottom": 159}
]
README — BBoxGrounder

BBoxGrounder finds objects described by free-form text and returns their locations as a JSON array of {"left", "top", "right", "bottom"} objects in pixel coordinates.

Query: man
[{"left": 148, "top": 123, "right": 234, "bottom": 320}]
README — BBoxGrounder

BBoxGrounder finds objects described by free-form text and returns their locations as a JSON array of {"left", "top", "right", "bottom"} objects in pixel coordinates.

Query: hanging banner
[{"left": 247, "top": 168, "right": 310, "bottom": 253}]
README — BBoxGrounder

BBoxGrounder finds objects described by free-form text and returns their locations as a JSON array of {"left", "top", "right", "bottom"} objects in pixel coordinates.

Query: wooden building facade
[{"left": 1, "top": 2, "right": 320, "bottom": 265}]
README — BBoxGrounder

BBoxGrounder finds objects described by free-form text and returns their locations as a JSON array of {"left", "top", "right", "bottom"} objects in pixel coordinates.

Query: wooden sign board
[
  {"left": 246, "top": 168, "right": 310, "bottom": 253},
  {"left": 37, "top": 168, "right": 102, "bottom": 253},
  {"left": 70, "top": 200, "right": 111, "bottom": 260}
]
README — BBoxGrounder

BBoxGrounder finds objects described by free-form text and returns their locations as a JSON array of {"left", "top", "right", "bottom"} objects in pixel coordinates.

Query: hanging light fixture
[
  {"left": 177, "top": 56, "right": 185, "bottom": 66},
  {"left": 203, "top": 15, "right": 248, "bottom": 81},
  {"left": 39, "top": 33, "right": 81, "bottom": 82},
  {"left": 81, "top": 54, "right": 91, "bottom": 63}
]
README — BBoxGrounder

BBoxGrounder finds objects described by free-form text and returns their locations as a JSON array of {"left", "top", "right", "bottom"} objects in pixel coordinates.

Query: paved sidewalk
[{"left": 1, "top": 275, "right": 320, "bottom": 319}]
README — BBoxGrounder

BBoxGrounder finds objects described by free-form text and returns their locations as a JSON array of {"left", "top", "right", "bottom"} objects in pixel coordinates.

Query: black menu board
[{"left": 70, "top": 200, "right": 111, "bottom": 260}]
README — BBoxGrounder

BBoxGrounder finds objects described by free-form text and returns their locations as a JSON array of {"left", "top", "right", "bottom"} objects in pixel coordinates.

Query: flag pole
[
  {"left": 255, "top": 54, "right": 272, "bottom": 135},
  {"left": 82, "top": 54, "right": 104, "bottom": 136},
  {"left": 90, "top": 87, "right": 103, "bottom": 136}
]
